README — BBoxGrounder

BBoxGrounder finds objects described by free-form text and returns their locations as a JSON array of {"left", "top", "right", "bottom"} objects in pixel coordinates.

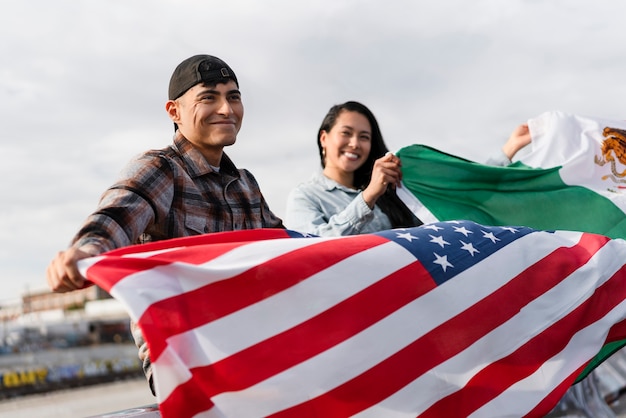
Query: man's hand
[{"left": 46, "top": 247, "right": 93, "bottom": 292}]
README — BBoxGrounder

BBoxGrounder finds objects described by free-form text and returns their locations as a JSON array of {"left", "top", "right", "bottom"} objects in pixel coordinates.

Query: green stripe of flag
[{"left": 397, "top": 144, "right": 626, "bottom": 238}]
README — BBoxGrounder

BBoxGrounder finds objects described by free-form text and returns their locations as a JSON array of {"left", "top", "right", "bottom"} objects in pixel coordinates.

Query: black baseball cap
[{"left": 168, "top": 55, "right": 239, "bottom": 100}]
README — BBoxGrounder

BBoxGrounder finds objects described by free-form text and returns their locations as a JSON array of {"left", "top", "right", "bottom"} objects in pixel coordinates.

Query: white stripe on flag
[
  {"left": 107, "top": 237, "right": 330, "bottom": 320},
  {"left": 396, "top": 182, "right": 439, "bottom": 224}
]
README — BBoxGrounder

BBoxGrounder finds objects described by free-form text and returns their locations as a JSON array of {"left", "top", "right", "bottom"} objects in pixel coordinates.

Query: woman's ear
[{"left": 319, "top": 130, "right": 328, "bottom": 148}]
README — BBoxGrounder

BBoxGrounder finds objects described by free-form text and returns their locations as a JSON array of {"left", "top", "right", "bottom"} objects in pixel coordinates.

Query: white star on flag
[
  {"left": 423, "top": 224, "right": 444, "bottom": 232},
  {"left": 453, "top": 226, "right": 473, "bottom": 237},
  {"left": 432, "top": 252, "right": 454, "bottom": 272},
  {"left": 482, "top": 230, "right": 500, "bottom": 243},
  {"left": 459, "top": 240, "right": 480, "bottom": 256},
  {"left": 429, "top": 235, "right": 450, "bottom": 248},
  {"left": 396, "top": 232, "right": 419, "bottom": 242}
]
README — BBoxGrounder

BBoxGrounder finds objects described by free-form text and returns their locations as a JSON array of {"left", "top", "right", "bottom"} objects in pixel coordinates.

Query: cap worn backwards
[{"left": 168, "top": 55, "right": 238, "bottom": 100}]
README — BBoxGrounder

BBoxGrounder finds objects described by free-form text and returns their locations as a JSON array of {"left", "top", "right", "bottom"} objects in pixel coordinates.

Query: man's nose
[{"left": 217, "top": 98, "right": 233, "bottom": 115}]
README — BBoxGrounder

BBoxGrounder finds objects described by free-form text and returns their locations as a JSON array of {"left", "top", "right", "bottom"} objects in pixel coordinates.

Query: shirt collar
[
  {"left": 172, "top": 133, "right": 239, "bottom": 178},
  {"left": 313, "top": 171, "right": 360, "bottom": 194}
]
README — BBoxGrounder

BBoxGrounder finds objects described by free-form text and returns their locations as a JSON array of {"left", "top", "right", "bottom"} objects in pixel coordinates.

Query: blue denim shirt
[
  {"left": 484, "top": 150, "right": 512, "bottom": 167},
  {"left": 285, "top": 171, "right": 392, "bottom": 236}
]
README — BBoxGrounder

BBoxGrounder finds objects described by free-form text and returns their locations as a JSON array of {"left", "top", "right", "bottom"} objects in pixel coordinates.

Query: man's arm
[
  {"left": 46, "top": 153, "right": 175, "bottom": 293},
  {"left": 485, "top": 124, "right": 532, "bottom": 167}
]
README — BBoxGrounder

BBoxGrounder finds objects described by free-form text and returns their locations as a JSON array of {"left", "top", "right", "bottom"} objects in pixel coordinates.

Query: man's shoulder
[
  {"left": 140, "top": 143, "right": 178, "bottom": 159},
  {"left": 116, "top": 145, "right": 181, "bottom": 180},
  {"left": 129, "top": 143, "right": 189, "bottom": 169}
]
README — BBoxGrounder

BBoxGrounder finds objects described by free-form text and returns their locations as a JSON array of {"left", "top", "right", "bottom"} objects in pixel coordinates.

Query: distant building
[
  {"left": 21, "top": 286, "right": 112, "bottom": 314},
  {"left": 0, "top": 286, "right": 130, "bottom": 349},
  {"left": 1, "top": 287, "right": 110, "bottom": 322}
]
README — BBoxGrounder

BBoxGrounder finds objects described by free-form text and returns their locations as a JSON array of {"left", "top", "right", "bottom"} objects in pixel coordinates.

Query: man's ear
[{"left": 165, "top": 100, "right": 180, "bottom": 124}]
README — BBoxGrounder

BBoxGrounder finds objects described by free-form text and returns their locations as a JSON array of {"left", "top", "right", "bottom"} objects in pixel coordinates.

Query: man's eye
[
  {"left": 229, "top": 95, "right": 241, "bottom": 101},
  {"left": 201, "top": 95, "right": 215, "bottom": 101}
]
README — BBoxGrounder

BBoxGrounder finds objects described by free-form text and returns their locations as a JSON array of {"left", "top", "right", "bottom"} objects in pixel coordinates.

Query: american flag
[{"left": 80, "top": 220, "right": 626, "bottom": 417}]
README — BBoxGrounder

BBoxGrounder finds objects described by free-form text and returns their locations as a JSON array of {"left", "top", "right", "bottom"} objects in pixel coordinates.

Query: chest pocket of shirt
[
  {"left": 230, "top": 196, "right": 265, "bottom": 230},
  {"left": 184, "top": 214, "right": 208, "bottom": 234}
]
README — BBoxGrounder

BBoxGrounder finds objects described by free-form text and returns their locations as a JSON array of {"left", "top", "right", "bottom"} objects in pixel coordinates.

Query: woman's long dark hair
[{"left": 317, "top": 101, "right": 422, "bottom": 228}]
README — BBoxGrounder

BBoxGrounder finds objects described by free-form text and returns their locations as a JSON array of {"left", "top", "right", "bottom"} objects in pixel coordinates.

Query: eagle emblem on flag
[{"left": 595, "top": 126, "right": 626, "bottom": 183}]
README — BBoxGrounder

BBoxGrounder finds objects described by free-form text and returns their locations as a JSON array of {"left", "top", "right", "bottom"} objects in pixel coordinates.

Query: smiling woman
[
  {"left": 284, "top": 101, "right": 422, "bottom": 237},
  {"left": 319, "top": 110, "right": 373, "bottom": 188}
]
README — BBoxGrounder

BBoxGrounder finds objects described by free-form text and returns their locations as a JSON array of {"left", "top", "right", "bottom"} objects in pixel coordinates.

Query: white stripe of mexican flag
[{"left": 524, "top": 110, "right": 626, "bottom": 200}]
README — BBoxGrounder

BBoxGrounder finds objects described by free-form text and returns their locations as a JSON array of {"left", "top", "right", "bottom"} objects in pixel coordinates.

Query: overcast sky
[{"left": 2, "top": 0, "right": 626, "bottom": 303}]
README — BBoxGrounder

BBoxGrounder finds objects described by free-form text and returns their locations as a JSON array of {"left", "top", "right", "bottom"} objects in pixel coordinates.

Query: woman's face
[{"left": 320, "top": 110, "right": 372, "bottom": 177}]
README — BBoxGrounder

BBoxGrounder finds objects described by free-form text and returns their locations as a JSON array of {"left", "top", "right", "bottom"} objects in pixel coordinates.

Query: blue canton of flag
[{"left": 375, "top": 220, "right": 536, "bottom": 285}]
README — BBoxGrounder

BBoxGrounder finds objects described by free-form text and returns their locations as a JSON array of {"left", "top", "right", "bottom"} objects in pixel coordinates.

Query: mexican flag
[{"left": 396, "top": 110, "right": 626, "bottom": 378}]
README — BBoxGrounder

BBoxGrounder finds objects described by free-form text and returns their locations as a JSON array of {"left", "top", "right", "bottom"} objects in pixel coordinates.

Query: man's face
[{"left": 168, "top": 80, "right": 244, "bottom": 161}]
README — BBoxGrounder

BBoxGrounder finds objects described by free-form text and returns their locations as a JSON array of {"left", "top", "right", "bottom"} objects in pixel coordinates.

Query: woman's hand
[{"left": 362, "top": 152, "right": 402, "bottom": 209}]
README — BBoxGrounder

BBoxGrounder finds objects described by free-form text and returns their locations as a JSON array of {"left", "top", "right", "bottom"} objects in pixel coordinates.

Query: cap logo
[{"left": 220, "top": 68, "right": 229, "bottom": 77}]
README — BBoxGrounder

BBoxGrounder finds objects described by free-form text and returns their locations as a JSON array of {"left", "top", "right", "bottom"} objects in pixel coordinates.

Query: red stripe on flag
[
  {"left": 86, "top": 257, "right": 173, "bottom": 292},
  {"left": 159, "top": 383, "right": 216, "bottom": 418},
  {"left": 421, "top": 263, "right": 626, "bottom": 417},
  {"left": 86, "top": 242, "right": 243, "bottom": 290},
  {"left": 606, "top": 320, "right": 626, "bottom": 343},
  {"left": 524, "top": 364, "right": 587, "bottom": 418},
  {"left": 265, "top": 232, "right": 609, "bottom": 417},
  {"left": 105, "top": 228, "right": 293, "bottom": 256},
  {"left": 143, "top": 235, "right": 390, "bottom": 361},
  {"left": 159, "top": 260, "right": 434, "bottom": 417},
  {"left": 86, "top": 230, "right": 293, "bottom": 290}
]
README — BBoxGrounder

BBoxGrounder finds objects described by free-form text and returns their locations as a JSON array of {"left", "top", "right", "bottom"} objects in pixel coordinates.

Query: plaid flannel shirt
[{"left": 72, "top": 133, "right": 283, "bottom": 393}]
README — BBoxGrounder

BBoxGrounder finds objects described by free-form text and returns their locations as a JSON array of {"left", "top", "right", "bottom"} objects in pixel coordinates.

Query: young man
[{"left": 46, "top": 54, "right": 284, "bottom": 393}]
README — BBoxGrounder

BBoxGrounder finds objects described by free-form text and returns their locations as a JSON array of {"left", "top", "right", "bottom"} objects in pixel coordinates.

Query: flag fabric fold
[{"left": 81, "top": 220, "right": 626, "bottom": 418}]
